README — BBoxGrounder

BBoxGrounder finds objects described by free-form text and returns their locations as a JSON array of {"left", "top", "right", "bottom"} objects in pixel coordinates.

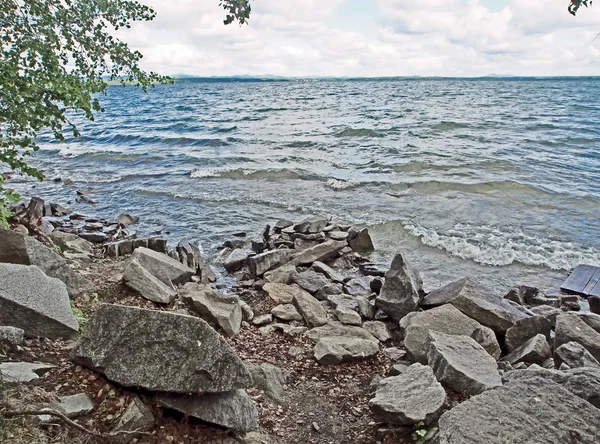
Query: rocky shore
[{"left": 1, "top": 196, "right": 600, "bottom": 443}]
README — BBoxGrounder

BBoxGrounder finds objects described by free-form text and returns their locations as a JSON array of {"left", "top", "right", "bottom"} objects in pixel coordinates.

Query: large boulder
[
  {"left": 502, "top": 334, "right": 552, "bottom": 365},
  {"left": 400, "top": 304, "right": 499, "bottom": 363},
  {"left": 505, "top": 315, "right": 552, "bottom": 352},
  {"left": 293, "top": 290, "right": 328, "bottom": 328},
  {"left": 375, "top": 252, "right": 422, "bottom": 322},
  {"left": 290, "top": 240, "right": 347, "bottom": 266},
  {"left": 181, "top": 283, "right": 242, "bottom": 336},
  {"left": 0, "top": 264, "right": 79, "bottom": 338},
  {"left": 427, "top": 331, "right": 501, "bottom": 396},
  {"left": 130, "top": 247, "right": 194, "bottom": 286},
  {"left": 71, "top": 304, "right": 252, "bottom": 393},
  {"left": 435, "top": 377, "right": 600, "bottom": 444},
  {"left": 122, "top": 258, "right": 177, "bottom": 304},
  {"left": 249, "top": 249, "right": 297, "bottom": 277},
  {"left": 555, "top": 312, "right": 600, "bottom": 362},
  {"left": 157, "top": 390, "right": 258, "bottom": 433},
  {"left": 369, "top": 363, "right": 446, "bottom": 426},
  {"left": 314, "top": 337, "right": 379, "bottom": 365},
  {"left": 502, "top": 365, "right": 600, "bottom": 409},
  {"left": 421, "top": 277, "right": 528, "bottom": 333},
  {"left": 555, "top": 342, "right": 600, "bottom": 369}
]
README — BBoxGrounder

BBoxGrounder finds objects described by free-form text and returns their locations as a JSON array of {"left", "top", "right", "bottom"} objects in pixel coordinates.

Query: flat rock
[
  {"left": 400, "top": 304, "right": 497, "bottom": 364},
  {"left": 427, "top": 331, "right": 501, "bottom": 396},
  {"left": 363, "top": 321, "right": 391, "bottom": 342},
  {"left": 131, "top": 247, "right": 194, "bottom": 286},
  {"left": 293, "top": 270, "right": 330, "bottom": 294},
  {"left": 502, "top": 365, "right": 600, "bottom": 408},
  {"left": 0, "top": 361, "right": 55, "bottom": 383},
  {"left": 314, "top": 337, "right": 379, "bottom": 365},
  {"left": 272, "top": 323, "right": 307, "bottom": 337},
  {"left": 294, "top": 218, "right": 328, "bottom": 234},
  {"left": 271, "top": 304, "right": 303, "bottom": 322},
  {"left": 503, "top": 334, "right": 552, "bottom": 365},
  {"left": 291, "top": 240, "right": 347, "bottom": 266},
  {"left": 71, "top": 304, "right": 252, "bottom": 393},
  {"left": 422, "top": 277, "right": 528, "bottom": 333},
  {"left": 181, "top": 283, "right": 242, "bottom": 336},
  {"left": 316, "top": 283, "right": 344, "bottom": 300},
  {"left": 0, "top": 263, "right": 79, "bottom": 338},
  {"left": 248, "top": 249, "right": 297, "bottom": 277},
  {"left": 157, "top": 390, "right": 258, "bottom": 432},
  {"left": 369, "top": 363, "right": 446, "bottom": 426},
  {"left": 435, "top": 377, "right": 600, "bottom": 444},
  {"left": 555, "top": 341, "right": 600, "bottom": 369},
  {"left": 263, "top": 283, "right": 306, "bottom": 304},
  {"left": 112, "top": 397, "right": 155, "bottom": 443},
  {"left": 224, "top": 249, "right": 249, "bottom": 273},
  {"left": 59, "top": 393, "right": 94, "bottom": 418},
  {"left": 293, "top": 290, "right": 328, "bottom": 327},
  {"left": 505, "top": 315, "right": 552, "bottom": 352},
  {"left": 312, "top": 261, "right": 344, "bottom": 283},
  {"left": 555, "top": 312, "right": 600, "bottom": 362},
  {"left": 344, "top": 277, "right": 372, "bottom": 297},
  {"left": 334, "top": 306, "right": 362, "bottom": 325},
  {"left": 306, "top": 321, "right": 378, "bottom": 343},
  {"left": 375, "top": 252, "right": 422, "bottom": 322},
  {"left": 122, "top": 258, "right": 177, "bottom": 304},
  {"left": 327, "top": 293, "right": 359, "bottom": 310}
]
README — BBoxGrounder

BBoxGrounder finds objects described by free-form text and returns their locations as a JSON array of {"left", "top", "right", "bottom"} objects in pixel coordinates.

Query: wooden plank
[
  {"left": 582, "top": 268, "right": 600, "bottom": 295},
  {"left": 560, "top": 265, "right": 597, "bottom": 294}
]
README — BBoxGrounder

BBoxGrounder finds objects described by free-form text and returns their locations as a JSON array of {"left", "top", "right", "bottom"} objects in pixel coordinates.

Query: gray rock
[
  {"left": 77, "top": 232, "right": 108, "bottom": 243},
  {"left": 502, "top": 365, "right": 600, "bottom": 408},
  {"left": 122, "top": 258, "right": 177, "bottom": 304},
  {"left": 334, "top": 306, "right": 362, "bottom": 326},
  {"left": 469, "top": 326, "right": 501, "bottom": 360},
  {"left": 0, "top": 326, "right": 24, "bottom": 348},
  {"left": 555, "top": 312, "right": 600, "bottom": 362},
  {"left": 157, "top": 390, "right": 258, "bottom": 432},
  {"left": 244, "top": 362, "right": 287, "bottom": 404},
  {"left": 503, "top": 285, "right": 553, "bottom": 307},
  {"left": 400, "top": 304, "right": 495, "bottom": 364},
  {"left": 71, "top": 304, "right": 252, "bottom": 393},
  {"left": 224, "top": 249, "right": 249, "bottom": 273},
  {"left": 293, "top": 270, "right": 330, "bottom": 294},
  {"left": 589, "top": 295, "right": 600, "bottom": 315},
  {"left": 369, "top": 363, "right": 446, "bottom": 426},
  {"left": 117, "top": 213, "right": 139, "bottom": 227},
  {"left": 272, "top": 323, "right": 307, "bottom": 337},
  {"left": 274, "top": 219, "right": 293, "bottom": 231},
  {"left": 271, "top": 304, "right": 303, "bottom": 322},
  {"left": 347, "top": 227, "right": 375, "bottom": 252},
  {"left": 327, "top": 293, "right": 359, "bottom": 310},
  {"left": 375, "top": 252, "right": 422, "bottom": 322},
  {"left": 344, "top": 277, "right": 372, "bottom": 297},
  {"left": 58, "top": 393, "right": 94, "bottom": 418},
  {"left": 48, "top": 266, "right": 96, "bottom": 298},
  {"left": 48, "top": 231, "right": 93, "bottom": 255},
  {"left": 252, "top": 314, "right": 273, "bottom": 326},
  {"left": 112, "top": 397, "right": 155, "bottom": 443},
  {"left": 176, "top": 240, "right": 216, "bottom": 283},
  {"left": 312, "top": 261, "right": 344, "bottom": 283},
  {"left": 239, "top": 301, "right": 254, "bottom": 322},
  {"left": 131, "top": 247, "right": 194, "bottom": 286},
  {"left": 363, "top": 321, "right": 391, "bottom": 342},
  {"left": 315, "top": 283, "right": 344, "bottom": 300},
  {"left": 249, "top": 249, "right": 297, "bottom": 277},
  {"left": 435, "top": 377, "right": 600, "bottom": 444},
  {"left": 503, "top": 334, "right": 552, "bottom": 365},
  {"left": 555, "top": 341, "right": 600, "bottom": 369},
  {"left": 384, "top": 347, "right": 407, "bottom": 362},
  {"left": 529, "top": 305, "right": 562, "bottom": 324},
  {"left": 421, "top": 277, "right": 528, "bottom": 333},
  {"left": 389, "top": 363, "right": 409, "bottom": 376},
  {"left": 356, "top": 296, "right": 376, "bottom": 319},
  {"left": 575, "top": 312, "right": 600, "bottom": 333},
  {"left": 0, "top": 362, "right": 55, "bottom": 383},
  {"left": 293, "top": 290, "right": 328, "bottom": 327},
  {"left": 306, "top": 321, "right": 378, "bottom": 343},
  {"left": 0, "top": 264, "right": 79, "bottom": 338},
  {"left": 291, "top": 240, "right": 347, "bottom": 266},
  {"left": 294, "top": 218, "right": 328, "bottom": 234},
  {"left": 263, "top": 263, "right": 296, "bottom": 284},
  {"left": 314, "top": 337, "right": 379, "bottom": 365},
  {"left": 181, "top": 283, "right": 242, "bottom": 336},
  {"left": 427, "top": 331, "right": 501, "bottom": 396},
  {"left": 505, "top": 315, "right": 552, "bottom": 352}
]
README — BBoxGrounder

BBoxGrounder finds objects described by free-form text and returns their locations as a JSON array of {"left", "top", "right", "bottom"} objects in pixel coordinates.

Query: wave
[
  {"left": 256, "top": 107, "right": 289, "bottom": 113},
  {"left": 402, "top": 222, "right": 600, "bottom": 271},
  {"left": 212, "top": 126, "right": 238, "bottom": 133},
  {"left": 189, "top": 167, "right": 308, "bottom": 181},
  {"left": 284, "top": 141, "right": 318, "bottom": 148},
  {"left": 61, "top": 134, "right": 231, "bottom": 148},
  {"left": 431, "top": 121, "right": 470, "bottom": 131},
  {"left": 334, "top": 128, "right": 385, "bottom": 138}
]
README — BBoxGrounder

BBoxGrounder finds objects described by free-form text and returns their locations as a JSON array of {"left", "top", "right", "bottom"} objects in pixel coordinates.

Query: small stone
[
  {"left": 505, "top": 315, "right": 552, "bottom": 352},
  {"left": 0, "top": 326, "right": 25, "bottom": 349},
  {"left": 384, "top": 347, "right": 407, "bottom": 362},
  {"left": 293, "top": 270, "right": 330, "bottom": 294},
  {"left": 294, "top": 218, "right": 328, "bottom": 234},
  {"left": 224, "top": 249, "right": 249, "bottom": 273},
  {"left": 344, "top": 277, "right": 372, "bottom": 297},
  {"left": 58, "top": 393, "right": 94, "bottom": 418},
  {"left": 312, "top": 261, "right": 344, "bottom": 283},
  {"left": 263, "top": 283, "right": 304, "bottom": 304},
  {"left": 252, "top": 314, "right": 273, "bottom": 326},
  {"left": 589, "top": 296, "right": 600, "bottom": 315},
  {"left": 356, "top": 296, "right": 376, "bottom": 320}
]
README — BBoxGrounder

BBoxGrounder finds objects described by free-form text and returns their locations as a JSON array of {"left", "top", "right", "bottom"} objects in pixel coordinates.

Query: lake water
[{"left": 10, "top": 78, "right": 600, "bottom": 294}]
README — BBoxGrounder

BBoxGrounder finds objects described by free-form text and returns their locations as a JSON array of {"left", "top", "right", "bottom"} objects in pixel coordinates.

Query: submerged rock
[{"left": 71, "top": 304, "right": 252, "bottom": 393}]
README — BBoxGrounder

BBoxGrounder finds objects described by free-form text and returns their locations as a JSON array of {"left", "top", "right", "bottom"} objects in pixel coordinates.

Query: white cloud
[{"left": 116, "top": 0, "right": 600, "bottom": 76}]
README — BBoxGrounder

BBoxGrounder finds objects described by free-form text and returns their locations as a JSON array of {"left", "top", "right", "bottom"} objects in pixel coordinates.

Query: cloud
[{"left": 116, "top": 0, "right": 600, "bottom": 76}]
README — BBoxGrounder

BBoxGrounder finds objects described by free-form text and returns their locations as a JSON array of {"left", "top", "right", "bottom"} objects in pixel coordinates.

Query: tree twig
[{"left": 1, "top": 408, "right": 153, "bottom": 439}]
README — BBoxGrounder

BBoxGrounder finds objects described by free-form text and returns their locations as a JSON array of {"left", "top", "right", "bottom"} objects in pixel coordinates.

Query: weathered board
[{"left": 561, "top": 265, "right": 600, "bottom": 297}]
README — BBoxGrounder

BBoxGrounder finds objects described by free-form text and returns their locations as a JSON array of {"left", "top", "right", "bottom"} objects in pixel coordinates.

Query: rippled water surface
[{"left": 12, "top": 79, "right": 600, "bottom": 293}]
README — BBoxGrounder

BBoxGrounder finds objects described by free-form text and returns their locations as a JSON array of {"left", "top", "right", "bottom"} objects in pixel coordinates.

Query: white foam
[
  {"left": 403, "top": 222, "right": 600, "bottom": 271},
  {"left": 189, "top": 168, "right": 222, "bottom": 179},
  {"left": 326, "top": 178, "right": 358, "bottom": 190}
]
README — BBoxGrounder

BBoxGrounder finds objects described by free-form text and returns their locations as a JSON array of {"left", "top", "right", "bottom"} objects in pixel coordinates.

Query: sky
[{"left": 117, "top": 0, "right": 600, "bottom": 77}]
